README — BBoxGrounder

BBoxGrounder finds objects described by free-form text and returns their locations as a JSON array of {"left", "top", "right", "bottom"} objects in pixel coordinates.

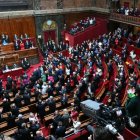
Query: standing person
[
  {"left": 61, "top": 94, "right": 68, "bottom": 107},
  {"left": 55, "top": 121, "right": 66, "bottom": 138},
  {"left": 42, "top": 82, "right": 48, "bottom": 94},
  {"left": 34, "top": 131, "right": 46, "bottom": 140},
  {"left": 126, "top": 85, "right": 140, "bottom": 129},
  {"left": 73, "top": 117, "right": 81, "bottom": 134},
  {"left": 36, "top": 100, "right": 47, "bottom": 123},
  {"left": 21, "top": 58, "right": 30, "bottom": 70},
  {"left": 18, "top": 123, "right": 31, "bottom": 140},
  {"left": 47, "top": 96, "right": 56, "bottom": 113},
  {"left": 0, "top": 79, "right": 3, "bottom": 97},
  {"left": 61, "top": 109, "right": 71, "bottom": 128}
]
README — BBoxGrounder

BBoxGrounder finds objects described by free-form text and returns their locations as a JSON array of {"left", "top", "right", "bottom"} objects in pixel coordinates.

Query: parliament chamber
[{"left": 0, "top": 0, "right": 140, "bottom": 140}]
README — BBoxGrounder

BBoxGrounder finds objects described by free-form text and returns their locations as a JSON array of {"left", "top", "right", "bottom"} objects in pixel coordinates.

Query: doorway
[{"left": 44, "top": 30, "right": 56, "bottom": 43}]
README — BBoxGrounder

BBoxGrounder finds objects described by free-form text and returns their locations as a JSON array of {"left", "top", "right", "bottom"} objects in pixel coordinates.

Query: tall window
[
  {"left": 57, "top": 0, "right": 63, "bottom": 9},
  {"left": 34, "top": 0, "right": 40, "bottom": 10}
]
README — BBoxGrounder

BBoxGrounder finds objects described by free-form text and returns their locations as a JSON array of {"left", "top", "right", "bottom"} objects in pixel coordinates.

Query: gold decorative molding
[{"left": 42, "top": 20, "right": 57, "bottom": 31}]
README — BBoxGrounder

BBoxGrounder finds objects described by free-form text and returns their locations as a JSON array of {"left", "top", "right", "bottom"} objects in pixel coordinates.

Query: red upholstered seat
[{"left": 123, "top": 127, "right": 138, "bottom": 140}]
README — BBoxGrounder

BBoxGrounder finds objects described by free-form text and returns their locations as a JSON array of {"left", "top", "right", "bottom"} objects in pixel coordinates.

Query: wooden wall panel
[
  {"left": 9, "top": 18, "right": 23, "bottom": 40},
  {"left": 0, "top": 19, "right": 11, "bottom": 40},
  {"left": 0, "top": 16, "right": 36, "bottom": 42}
]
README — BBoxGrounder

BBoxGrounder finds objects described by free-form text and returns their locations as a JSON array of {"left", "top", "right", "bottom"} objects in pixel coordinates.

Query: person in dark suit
[
  {"left": 55, "top": 121, "right": 66, "bottom": 138},
  {"left": 2, "top": 98, "right": 10, "bottom": 113},
  {"left": 14, "top": 93, "right": 22, "bottom": 107},
  {"left": 14, "top": 40, "right": 20, "bottom": 50},
  {"left": 126, "top": 85, "right": 140, "bottom": 129},
  {"left": 16, "top": 114, "right": 25, "bottom": 129},
  {"left": 47, "top": 85, "right": 54, "bottom": 97},
  {"left": 47, "top": 96, "right": 56, "bottom": 113},
  {"left": 34, "top": 131, "right": 46, "bottom": 140},
  {"left": 7, "top": 75, "right": 13, "bottom": 85},
  {"left": 23, "top": 91, "right": 30, "bottom": 105},
  {"left": 52, "top": 110, "right": 62, "bottom": 131},
  {"left": 6, "top": 112, "right": 16, "bottom": 127},
  {"left": 25, "top": 40, "right": 30, "bottom": 49},
  {"left": 36, "top": 100, "right": 47, "bottom": 123},
  {"left": 30, "top": 121, "right": 40, "bottom": 137},
  {"left": 61, "top": 109, "right": 70, "bottom": 128},
  {"left": 11, "top": 103, "right": 19, "bottom": 117},
  {"left": 0, "top": 79, "right": 2, "bottom": 94},
  {"left": 0, "top": 109, "right": 5, "bottom": 123},
  {"left": 61, "top": 94, "right": 68, "bottom": 107},
  {"left": 21, "top": 58, "right": 30, "bottom": 70},
  {"left": 34, "top": 88, "right": 41, "bottom": 100},
  {"left": 18, "top": 123, "right": 31, "bottom": 140}
]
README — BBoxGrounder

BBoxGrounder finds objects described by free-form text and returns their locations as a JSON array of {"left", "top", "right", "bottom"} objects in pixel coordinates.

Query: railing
[{"left": 110, "top": 12, "right": 140, "bottom": 26}]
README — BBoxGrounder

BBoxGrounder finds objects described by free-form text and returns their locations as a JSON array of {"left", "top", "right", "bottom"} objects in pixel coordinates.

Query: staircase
[{"left": 0, "top": 0, "right": 28, "bottom": 11}]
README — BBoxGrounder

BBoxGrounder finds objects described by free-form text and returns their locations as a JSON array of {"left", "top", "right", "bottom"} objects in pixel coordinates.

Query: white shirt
[
  {"left": 66, "top": 68, "right": 70, "bottom": 75},
  {"left": 73, "top": 121, "right": 81, "bottom": 133}
]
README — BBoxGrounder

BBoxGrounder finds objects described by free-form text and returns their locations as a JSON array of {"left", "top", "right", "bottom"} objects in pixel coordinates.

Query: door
[{"left": 44, "top": 30, "right": 56, "bottom": 43}]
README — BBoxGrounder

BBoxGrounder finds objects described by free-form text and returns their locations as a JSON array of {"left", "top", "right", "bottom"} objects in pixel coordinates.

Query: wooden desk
[
  {"left": 0, "top": 47, "right": 38, "bottom": 66},
  {"left": 2, "top": 67, "right": 24, "bottom": 80},
  {"left": 0, "top": 43, "right": 14, "bottom": 53},
  {"left": 0, "top": 53, "right": 19, "bottom": 66}
]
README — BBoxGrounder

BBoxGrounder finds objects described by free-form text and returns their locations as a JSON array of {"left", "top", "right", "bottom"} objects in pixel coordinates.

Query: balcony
[{"left": 110, "top": 12, "right": 140, "bottom": 27}]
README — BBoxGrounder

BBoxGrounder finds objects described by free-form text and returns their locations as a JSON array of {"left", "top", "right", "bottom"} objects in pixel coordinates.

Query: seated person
[
  {"left": 21, "top": 58, "right": 30, "bottom": 70},
  {"left": 14, "top": 40, "right": 20, "bottom": 50}
]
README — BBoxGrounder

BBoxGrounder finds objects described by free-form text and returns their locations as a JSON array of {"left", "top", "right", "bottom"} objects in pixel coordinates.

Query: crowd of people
[
  {"left": 69, "top": 17, "right": 96, "bottom": 35},
  {"left": 14, "top": 33, "right": 35, "bottom": 50},
  {"left": 0, "top": 33, "right": 35, "bottom": 50},
  {"left": 0, "top": 26, "right": 140, "bottom": 140},
  {"left": 41, "top": 40, "right": 69, "bottom": 56},
  {"left": 117, "top": 6, "right": 140, "bottom": 16}
]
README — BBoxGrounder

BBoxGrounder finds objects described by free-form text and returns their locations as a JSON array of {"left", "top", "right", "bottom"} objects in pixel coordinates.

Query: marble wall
[{"left": 35, "top": 14, "right": 64, "bottom": 43}]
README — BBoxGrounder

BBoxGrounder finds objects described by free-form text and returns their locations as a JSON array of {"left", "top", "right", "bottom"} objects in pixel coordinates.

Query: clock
[{"left": 47, "top": 20, "right": 52, "bottom": 26}]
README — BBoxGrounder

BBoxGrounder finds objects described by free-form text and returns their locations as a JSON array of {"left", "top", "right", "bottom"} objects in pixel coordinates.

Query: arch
[
  {"left": 42, "top": 20, "right": 57, "bottom": 31},
  {"left": 42, "top": 20, "right": 58, "bottom": 43}
]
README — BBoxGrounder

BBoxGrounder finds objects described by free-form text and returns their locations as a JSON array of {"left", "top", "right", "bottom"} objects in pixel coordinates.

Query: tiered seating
[
  {"left": 102, "top": 61, "right": 118, "bottom": 105},
  {"left": 1, "top": 29, "right": 140, "bottom": 140},
  {"left": 95, "top": 61, "right": 109, "bottom": 99},
  {"left": 123, "top": 127, "right": 139, "bottom": 140}
]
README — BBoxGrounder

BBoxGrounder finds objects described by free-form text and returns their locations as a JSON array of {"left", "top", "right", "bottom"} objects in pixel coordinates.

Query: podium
[
  {"left": 0, "top": 53, "right": 19, "bottom": 66},
  {"left": 0, "top": 43, "right": 14, "bottom": 53}
]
